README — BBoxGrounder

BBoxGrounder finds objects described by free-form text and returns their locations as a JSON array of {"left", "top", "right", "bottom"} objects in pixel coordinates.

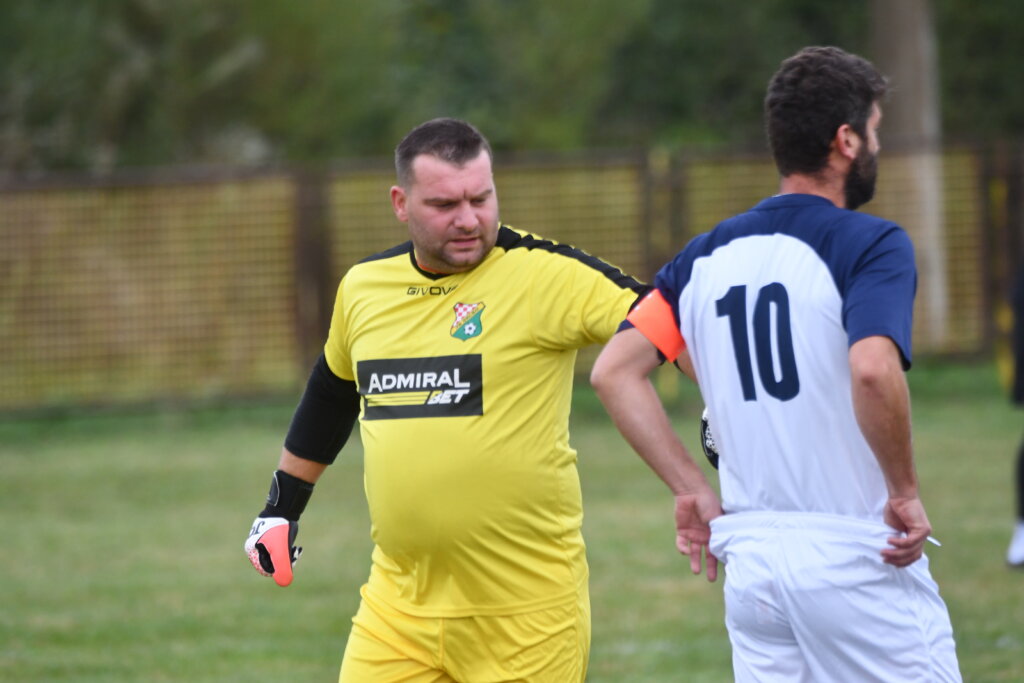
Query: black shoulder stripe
[
  {"left": 358, "top": 241, "right": 413, "bottom": 264},
  {"left": 356, "top": 241, "right": 450, "bottom": 280},
  {"left": 496, "top": 225, "right": 648, "bottom": 294}
]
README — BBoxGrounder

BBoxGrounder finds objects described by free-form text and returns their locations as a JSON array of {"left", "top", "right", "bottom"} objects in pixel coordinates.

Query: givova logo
[{"left": 357, "top": 355, "right": 483, "bottom": 420}]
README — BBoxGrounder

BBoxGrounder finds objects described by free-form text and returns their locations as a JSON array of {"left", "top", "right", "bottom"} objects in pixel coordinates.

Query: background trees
[{"left": 1, "top": 0, "right": 1021, "bottom": 175}]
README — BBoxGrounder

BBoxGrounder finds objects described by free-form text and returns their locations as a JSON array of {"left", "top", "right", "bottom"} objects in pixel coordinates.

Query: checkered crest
[{"left": 451, "top": 302, "right": 486, "bottom": 340}]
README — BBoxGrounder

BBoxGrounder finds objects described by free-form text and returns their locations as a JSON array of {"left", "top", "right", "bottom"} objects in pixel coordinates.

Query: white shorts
[{"left": 709, "top": 512, "right": 961, "bottom": 682}]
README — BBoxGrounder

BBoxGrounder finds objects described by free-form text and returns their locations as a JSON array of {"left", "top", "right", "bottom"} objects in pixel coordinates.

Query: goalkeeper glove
[
  {"left": 245, "top": 516, "right": 302, "bottom": 587},
  {"left": 245, "top": 469, "right": 314, "bottom": 587}
]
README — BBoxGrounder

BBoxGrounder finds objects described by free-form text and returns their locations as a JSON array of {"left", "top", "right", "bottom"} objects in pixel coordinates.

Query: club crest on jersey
[{"left": 451, "top": 302, "right": 485, "bottom": 340}]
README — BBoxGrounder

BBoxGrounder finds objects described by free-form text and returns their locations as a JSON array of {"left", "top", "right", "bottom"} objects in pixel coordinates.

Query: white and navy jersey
[{"left": 629, "top": 194, "right": 916, "bottom": 520}]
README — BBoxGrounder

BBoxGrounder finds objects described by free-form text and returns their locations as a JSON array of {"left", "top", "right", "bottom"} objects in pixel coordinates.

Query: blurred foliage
[
  {"left": 1, "top": 0, "right": 266, "bottom": 172},
  {"left": 596, "top": 0, "right": 867, "bottom": 148},
  {"left": 0, "top": 0, "right": 1020, "bottom": 174},
  {"left": 935, "top": 0, "right": 1024, "bottom": 140}
]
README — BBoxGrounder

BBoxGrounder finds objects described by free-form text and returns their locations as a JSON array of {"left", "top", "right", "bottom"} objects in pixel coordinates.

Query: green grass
[{"left": 1, "top": 361, "right": 1021, "bottom": 681}]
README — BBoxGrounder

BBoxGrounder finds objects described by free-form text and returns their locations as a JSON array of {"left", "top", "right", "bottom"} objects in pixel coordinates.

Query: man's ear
[
  {"left": 834, "top": 123, "right": 861, "bottom": 162},
  {"left": 390, "top": 185, "right": 408, "bottom": 222}
]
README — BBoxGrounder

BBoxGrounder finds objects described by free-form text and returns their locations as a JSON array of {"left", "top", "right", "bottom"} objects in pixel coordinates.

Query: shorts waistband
[{"left": 710, "top": 511, "right": 893, "bottom": 540}]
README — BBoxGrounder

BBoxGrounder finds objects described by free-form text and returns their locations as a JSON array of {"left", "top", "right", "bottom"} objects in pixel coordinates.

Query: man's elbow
[
  {"left": 592, "top": 328, "right": 659, "bottom": 402},
  {"left": 850, "top": 358, "right": 888, "bottom": 392},
  {"left": 849, "top": 336, "right": 903, "bottom": 391},
  {"left": 592, "top": 350, "right": 632, "bottom": 405},
  {"left": 590, "top": 359, "right": 613, "bottom": 400}
]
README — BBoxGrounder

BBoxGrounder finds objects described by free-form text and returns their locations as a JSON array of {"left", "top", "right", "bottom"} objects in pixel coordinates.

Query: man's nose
[{"left": 451, "top": 201, "right": 475, "bottom": 229}]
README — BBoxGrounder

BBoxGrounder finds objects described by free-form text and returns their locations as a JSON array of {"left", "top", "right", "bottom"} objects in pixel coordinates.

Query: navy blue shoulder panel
[
  {"left": 666, "top": 195, "right": 904, "bottom": 296},
  {"left": 653, "top": 194, "right": 915, "bottom": 367}
]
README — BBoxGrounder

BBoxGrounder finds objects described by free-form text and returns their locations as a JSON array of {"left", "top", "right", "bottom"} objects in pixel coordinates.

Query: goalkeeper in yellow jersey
[{"left": 244, "top": 118, "right": 649, "bottom": 682}]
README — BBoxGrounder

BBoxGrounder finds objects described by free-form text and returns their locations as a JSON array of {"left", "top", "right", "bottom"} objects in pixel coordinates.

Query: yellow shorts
[{"left": 338, "top": 583, "right": 591, "bottom": 683}]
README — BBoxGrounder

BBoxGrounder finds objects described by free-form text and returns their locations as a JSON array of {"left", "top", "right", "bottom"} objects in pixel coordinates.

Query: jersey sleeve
[
  {"left": 531, "top": 250, "right": 647, "bottom": 349},
  {"left": 323, "top": 278, "right": 355, "bottom": 381},
  {"left": 841, "top": 226, "right": 917, "bottom": 368}
]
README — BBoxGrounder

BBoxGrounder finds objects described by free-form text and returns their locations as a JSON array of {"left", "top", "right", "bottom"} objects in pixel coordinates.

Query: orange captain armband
[{"left": 626, "top": 289, "right": 686, "bottom": 362}]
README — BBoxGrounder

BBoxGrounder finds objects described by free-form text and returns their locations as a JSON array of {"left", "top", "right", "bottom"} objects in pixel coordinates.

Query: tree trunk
[{"left": 869, "top": 0, "right": 948, "bottom": 347}]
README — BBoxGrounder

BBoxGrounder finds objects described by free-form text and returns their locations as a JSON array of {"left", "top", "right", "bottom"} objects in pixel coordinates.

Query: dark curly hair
[
  {"left": 765, "top": 46, "right": 888, "bottom": 177},
  {"left": 395, "top": 118, "right": 493, "bottom": 187}
]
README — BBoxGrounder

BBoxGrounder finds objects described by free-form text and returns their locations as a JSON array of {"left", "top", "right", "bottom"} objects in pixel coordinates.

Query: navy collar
[{"left": 753, "top": 194, "right": 837, "bottom": 211}]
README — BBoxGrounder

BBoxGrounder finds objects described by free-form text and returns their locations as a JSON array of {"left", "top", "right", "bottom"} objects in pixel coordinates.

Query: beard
[{"left": 843, "top": 146, "right": 878, "bottom": 210}]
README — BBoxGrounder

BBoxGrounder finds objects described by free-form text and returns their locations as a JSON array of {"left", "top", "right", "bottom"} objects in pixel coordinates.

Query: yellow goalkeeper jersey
[{"left": 323, "top": 225, "right": 645, "bottom": 617}]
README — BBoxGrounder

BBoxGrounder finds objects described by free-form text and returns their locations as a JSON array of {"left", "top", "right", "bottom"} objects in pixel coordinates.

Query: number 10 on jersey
[{"left": 716, "top": 283, "right": 800, "bottom": 402}]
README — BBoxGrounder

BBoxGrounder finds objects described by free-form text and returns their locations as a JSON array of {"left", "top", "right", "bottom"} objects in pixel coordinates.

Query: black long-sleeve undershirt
[{"left": 283, "top": 353, "right": 361, "bottom": 465}]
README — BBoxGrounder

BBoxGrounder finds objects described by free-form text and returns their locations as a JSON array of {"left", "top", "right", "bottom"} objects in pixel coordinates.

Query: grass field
[{"left": 2, "top": 361, "right": 1022, "bottom": 681}]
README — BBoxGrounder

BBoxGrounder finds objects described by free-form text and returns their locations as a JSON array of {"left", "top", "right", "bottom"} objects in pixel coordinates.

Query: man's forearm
[
  {"left": 277, "top": 448, "right": 328, "bottom": 484},
  {"left": 849, "top": 336, "right": 918, "bottom": 498},
  {"left": 592, "top": 330, "right": 709, "bottom": 495}
]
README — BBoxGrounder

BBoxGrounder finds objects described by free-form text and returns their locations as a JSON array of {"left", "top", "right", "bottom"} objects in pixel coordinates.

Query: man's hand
[
  {"left": 674, "top": 488, "right": 723, "bottom": 582},
  {"left": 882, "top": 496, "right": 931, "bottom": 567},
  {"left": 245, "top": 516, "right": 302, "bottom": 586}
]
